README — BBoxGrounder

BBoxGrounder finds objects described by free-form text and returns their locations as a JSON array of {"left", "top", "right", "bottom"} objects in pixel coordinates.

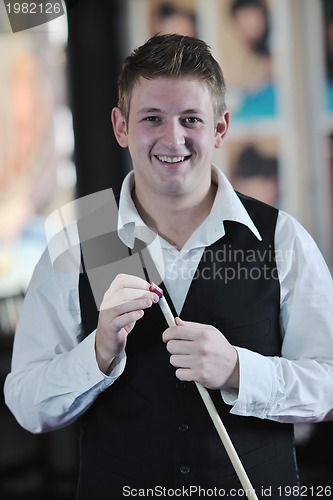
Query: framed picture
[
  {"left": 0, "top": 4, "right": 74, "bottom": 305},
  {"left": 217, "top": 0, "right": 277, "bottom": 121},
  {"left": 227, "top": 137, "right": 279, "bottom": 207}
]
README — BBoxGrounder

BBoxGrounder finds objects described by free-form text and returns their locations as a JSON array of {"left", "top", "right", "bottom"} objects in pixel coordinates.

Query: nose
[{"left": 160, "top": 119, "right": 185, "bottom": 149}]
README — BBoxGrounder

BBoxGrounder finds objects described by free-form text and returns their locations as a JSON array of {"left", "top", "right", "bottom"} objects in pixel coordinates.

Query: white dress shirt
[{"left": 4, "top": 165, "right": 333, "bottom": 433}]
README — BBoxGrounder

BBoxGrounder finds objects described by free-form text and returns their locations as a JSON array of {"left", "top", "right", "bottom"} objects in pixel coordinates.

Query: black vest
[{"left": 76, "top": 194, "right": 299, "bottom": 499}]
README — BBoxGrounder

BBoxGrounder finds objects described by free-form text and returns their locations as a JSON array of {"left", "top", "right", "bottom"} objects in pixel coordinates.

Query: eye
[
  {"left": 183, "top": 117, "right": 200, "bottom": 124},
  {"left": 143, "top": 116, "right": 161, "bottom": 123}
]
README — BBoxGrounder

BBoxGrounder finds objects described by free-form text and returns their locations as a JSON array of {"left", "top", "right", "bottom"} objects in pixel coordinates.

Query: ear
[
  {"left": 111, "top": 107, "right": 128, "bottom": 148},
  {"left": 214, "top": 110, "right": 230, "bottom": 149}
]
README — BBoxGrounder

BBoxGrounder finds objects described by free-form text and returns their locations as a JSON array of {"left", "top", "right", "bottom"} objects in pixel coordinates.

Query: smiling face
[{"left": 112, "top": 77, "right": 229, "bottom": 206}]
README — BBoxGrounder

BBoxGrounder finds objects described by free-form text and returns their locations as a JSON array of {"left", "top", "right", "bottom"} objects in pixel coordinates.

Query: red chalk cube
[{"left": 149, "top": 283, "right": 164, "bottom": 298}]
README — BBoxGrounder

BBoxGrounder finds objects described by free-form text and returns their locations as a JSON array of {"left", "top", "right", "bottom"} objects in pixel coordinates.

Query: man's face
[{"left": 112, "top": 76, "right": 228, "bottom": 202}]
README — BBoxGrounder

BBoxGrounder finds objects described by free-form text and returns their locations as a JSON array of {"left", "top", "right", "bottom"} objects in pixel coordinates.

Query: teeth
[{"left": 157, "top": 155, "right": 186, "bottom": 163}]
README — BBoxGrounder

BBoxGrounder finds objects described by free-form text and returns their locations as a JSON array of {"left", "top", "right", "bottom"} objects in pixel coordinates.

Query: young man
[{"left": 5, "top": 34, "right": 333, "bottom": 499}]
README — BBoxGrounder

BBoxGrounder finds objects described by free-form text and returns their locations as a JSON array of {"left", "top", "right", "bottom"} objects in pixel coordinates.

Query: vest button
[
  {"left": 178, "top": 424, "right": 189, "bottom": 432},
  {"left": 176, "top": 382, "right": 187, "bottom": 391},
  {"left": 180, "top": 465, "right": 191, "bottom": 475}
]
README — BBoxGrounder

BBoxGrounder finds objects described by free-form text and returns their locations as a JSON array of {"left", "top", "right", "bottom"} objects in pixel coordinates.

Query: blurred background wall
[{"left": 0, "top": 0, "right": 332, "bottom": 498}]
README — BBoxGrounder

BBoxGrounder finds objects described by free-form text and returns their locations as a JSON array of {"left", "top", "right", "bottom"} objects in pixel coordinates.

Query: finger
[
  {"left": 162, "top": 326, "right": 177, "bottom": 343},
  {"left": 101, "top": 283, "right": 159, "bottom": 310},
  {"left": 169, "top": 354, "right": 193, "bottom": 369},
  {"left": 163, "top": 324, "right": 198, "bottom": 342},
  {"left": 110, "top": 309, "right": 145, "bottom": 332},
  {"left": 111, "top": 287, "right": 159, "bottom": 304},
  {"left": 100, "top": 295, "right": 156, "bottom": 313},
  {"left": 175, "top": 367, "right": 195, "bottom": 382},
  {"left": 166, "top": 339, "right": 196, "bottom": 355},
  {"left": 110, "top": 273, "right": 151, "bottom": 294}
]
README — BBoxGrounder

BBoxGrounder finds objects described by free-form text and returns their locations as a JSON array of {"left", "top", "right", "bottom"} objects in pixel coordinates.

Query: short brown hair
[{"left": 117, "top": 34, "right": 227, "bottom": 122}]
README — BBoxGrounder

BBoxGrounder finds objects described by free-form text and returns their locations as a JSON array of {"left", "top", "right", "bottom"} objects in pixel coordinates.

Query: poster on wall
[
  {"left": 217, "top": 0, "right": 276, "bottom": 121},
  {"left": 0, "top": 4, "right": 74, "bottom": 333},
  {"left": 148, "top": 0, "right": 198, "bottom": 37},
  {"left": 227, "top": 137, "right": 279, "bottom": 207}
]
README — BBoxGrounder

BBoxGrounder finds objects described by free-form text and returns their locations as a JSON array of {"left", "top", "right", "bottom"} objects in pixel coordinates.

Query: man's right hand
[{"left": 95, "top": 273, "right": 160, "bottom": 373}]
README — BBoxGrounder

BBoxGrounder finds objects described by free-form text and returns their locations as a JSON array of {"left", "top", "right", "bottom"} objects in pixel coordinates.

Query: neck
[{"left": 132, "top": 183, "right": 217, "bottom": 250}]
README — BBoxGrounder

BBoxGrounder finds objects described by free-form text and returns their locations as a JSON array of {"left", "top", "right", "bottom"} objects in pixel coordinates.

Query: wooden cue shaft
[{"left": 157, "top": 293, "right": 258, "bottom": 500}]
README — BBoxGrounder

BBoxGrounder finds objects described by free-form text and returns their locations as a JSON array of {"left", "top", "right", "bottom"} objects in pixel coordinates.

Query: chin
[{"left": 160, "top": 181, "right": 188, "bottom": 198}]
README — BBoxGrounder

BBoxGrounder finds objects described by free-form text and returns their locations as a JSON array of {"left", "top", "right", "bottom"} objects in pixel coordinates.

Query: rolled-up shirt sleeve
[
  {"left": 4, "top": 246, "right": 126, "bottom": 433},
  {"left": 222, "top": 211, "right": 333, "bottom": 423}
]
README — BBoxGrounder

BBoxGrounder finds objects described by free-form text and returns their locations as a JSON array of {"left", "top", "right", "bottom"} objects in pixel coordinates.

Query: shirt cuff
[
  {"left": 221, "top": 347, "right": 277, "bottom": 419},
  {"left": 69, "top": 330, "right": 126, "bottom": 395}
]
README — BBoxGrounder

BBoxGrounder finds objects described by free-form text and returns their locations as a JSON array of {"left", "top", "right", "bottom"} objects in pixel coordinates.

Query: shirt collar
[{"left": 117, "top": 164, "right": 262, "bottom": 249}]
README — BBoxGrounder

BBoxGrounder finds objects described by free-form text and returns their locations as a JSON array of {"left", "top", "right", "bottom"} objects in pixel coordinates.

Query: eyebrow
[
  {"left": 137, "top": 107, "right": 162, "bottom": 114},
  {"left": 137, "top": 107, "right": 204, "bottom": 115}
]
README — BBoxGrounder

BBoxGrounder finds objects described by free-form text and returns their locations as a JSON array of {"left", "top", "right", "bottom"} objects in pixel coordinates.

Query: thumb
[
  {"left": 175, "top": 317, "right": 205, "bottom": 329},
  {"left": 175, "top": 317, "right": 188, "bottom": 326}
]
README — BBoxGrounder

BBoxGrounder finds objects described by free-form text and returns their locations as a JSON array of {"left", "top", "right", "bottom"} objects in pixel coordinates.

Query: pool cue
[{"left": 149, "top": 283, "right": 258, "bottom": 500}]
